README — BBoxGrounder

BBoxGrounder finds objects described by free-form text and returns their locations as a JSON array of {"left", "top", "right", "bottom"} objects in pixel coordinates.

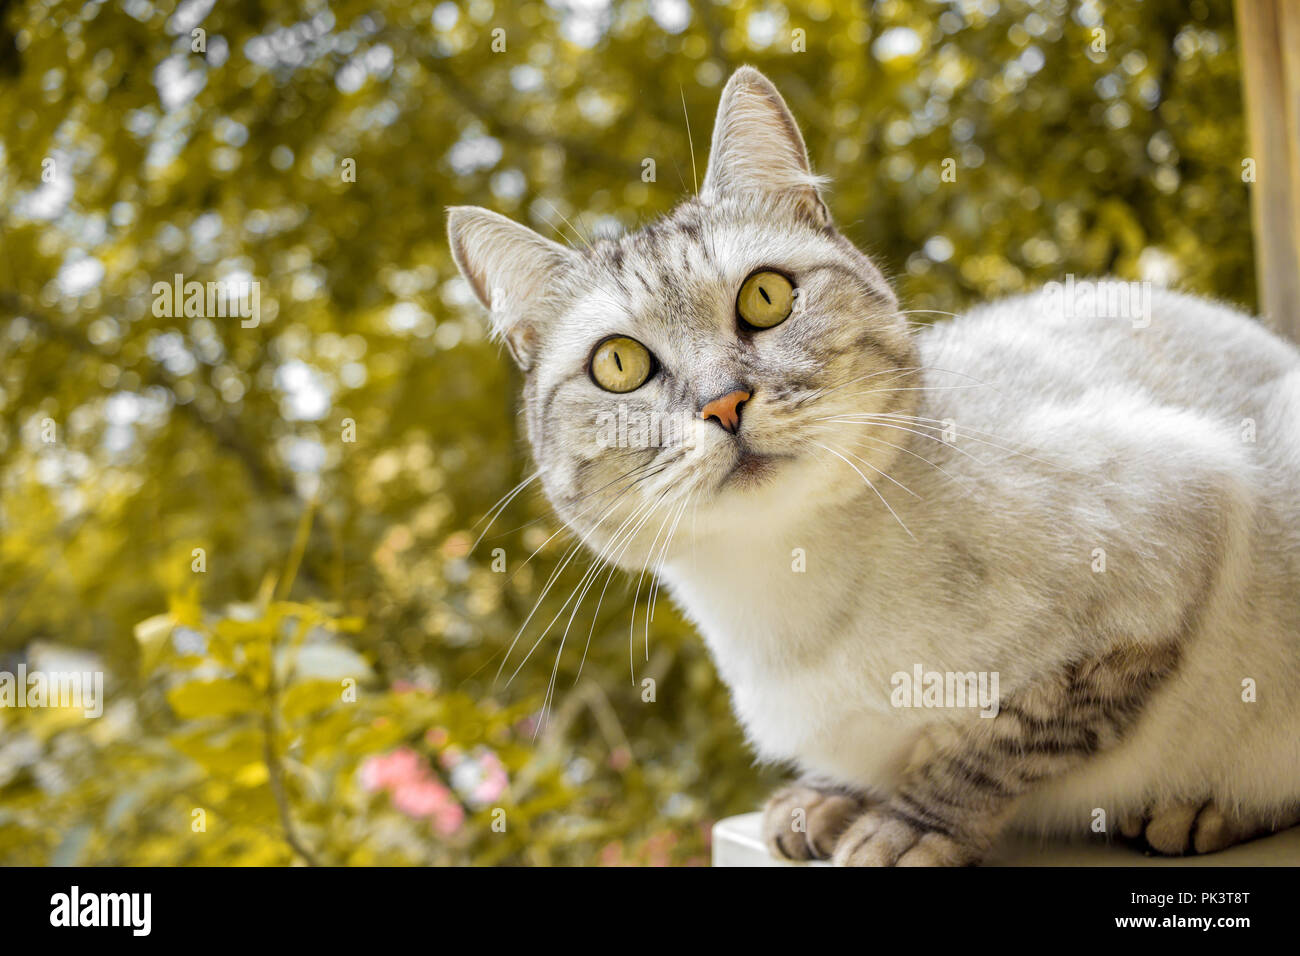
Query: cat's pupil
[
  {"left": 614, "top": 352, "right": 623, "bottom": 372},
  {"left": 759, "top": 286, "right": 771, "bottom": 304}
]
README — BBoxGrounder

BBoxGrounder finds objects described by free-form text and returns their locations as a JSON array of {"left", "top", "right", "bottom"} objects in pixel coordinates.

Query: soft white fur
[{"left": 664, "top": 287, "right": 1300, "bottom": 836}]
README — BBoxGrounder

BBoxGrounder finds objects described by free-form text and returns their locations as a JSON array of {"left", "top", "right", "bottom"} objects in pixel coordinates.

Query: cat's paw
[
  {"left": 762, "top": 784, "right": 865, "bottom": 861},
  {"left": 1119, "top": 801, "right": 1300, "bottom": 855},
  {"left": 832, "top": 806, "right": 983, "bottom": 867}
]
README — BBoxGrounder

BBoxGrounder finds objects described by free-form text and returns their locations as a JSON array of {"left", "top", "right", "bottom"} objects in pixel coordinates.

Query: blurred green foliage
[{"left": 0, "top": 0, "right": 1253, "bottom": 865}]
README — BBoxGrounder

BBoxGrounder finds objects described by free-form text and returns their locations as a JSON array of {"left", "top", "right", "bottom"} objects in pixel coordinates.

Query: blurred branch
[
  {"left": 412, "top": 50, "right": 635, "bottom": 178},
  {"left": 697, "top": 2, "right": 735, "bottom": 72},
  {"left": 643, "top": 644, "right": 674, "bottom": 686},
  {"left": 0, "top": 512, "right": 94, "bottom": 640},
  {"left": 513, "top": 644, "right": 676, "bottom": 802},
  {"left": 274, "top": 498, "right": 317, "bottom": 603},
  {"left": 262, "top": 709, "right": 321, "bottom": 866},
  {"left": 263, "top": 538, "right": 322, "bottom": 867},
  {"left": 0, "top": 0, "right": 19, "bottom": 77},
  {"left": 548, "top": 679, "right": 634, "bottom": 758},
  {"left": 3, "top": 293, "right": 296, "bottom": 499}
]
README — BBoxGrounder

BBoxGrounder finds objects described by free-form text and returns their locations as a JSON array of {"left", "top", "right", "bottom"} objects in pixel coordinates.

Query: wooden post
[{"left": 1235, "top": 0, "right": 1300, "bottom": 342}]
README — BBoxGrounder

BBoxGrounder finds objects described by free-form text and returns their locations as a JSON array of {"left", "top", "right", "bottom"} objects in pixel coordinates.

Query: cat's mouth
[{"left": 719, "top": 447, "right": 791, "bottom": 489}]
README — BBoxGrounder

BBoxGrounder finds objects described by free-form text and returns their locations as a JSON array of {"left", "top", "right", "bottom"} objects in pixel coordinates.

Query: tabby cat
[{"left": 447, "top": 67, "right": 1300, "bottom": 865}]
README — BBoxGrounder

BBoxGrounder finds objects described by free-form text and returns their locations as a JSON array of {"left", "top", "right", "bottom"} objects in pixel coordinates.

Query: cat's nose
[{"left": 699, "top": 388, "right": 751, "bottom": 435}]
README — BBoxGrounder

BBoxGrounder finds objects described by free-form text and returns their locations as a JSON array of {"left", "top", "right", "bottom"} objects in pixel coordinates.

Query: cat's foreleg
[{"left": 834, "top": 643, "right": 1182, "bottom": 866}]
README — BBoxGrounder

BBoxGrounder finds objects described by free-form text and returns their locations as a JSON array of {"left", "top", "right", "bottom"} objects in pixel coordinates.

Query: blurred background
[{"left": 0, "top": 0, "right": 1256, "bottom": 865}]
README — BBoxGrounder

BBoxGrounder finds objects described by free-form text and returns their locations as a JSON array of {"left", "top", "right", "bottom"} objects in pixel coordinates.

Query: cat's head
[{"left": 448, "top": 67, "right": 918, "bottom": 566}]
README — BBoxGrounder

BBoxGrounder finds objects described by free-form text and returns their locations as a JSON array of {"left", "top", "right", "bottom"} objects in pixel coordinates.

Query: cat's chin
[{"left": 718, "top": 449, "right": 791, "bottom": 489}]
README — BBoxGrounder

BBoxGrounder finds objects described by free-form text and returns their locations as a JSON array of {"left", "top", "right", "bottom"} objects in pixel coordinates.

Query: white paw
[{"left": 832, "top": 808, "right": 980, "bottom": 867}]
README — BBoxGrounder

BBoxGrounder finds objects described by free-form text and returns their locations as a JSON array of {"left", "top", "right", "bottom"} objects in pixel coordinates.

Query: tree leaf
[{"left": 167, "top": 679, "right": 260, "bottom": 720}]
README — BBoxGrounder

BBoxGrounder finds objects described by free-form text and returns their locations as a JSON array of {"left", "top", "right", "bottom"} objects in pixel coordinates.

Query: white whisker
[
  {"left": 645, "top": 492, "right": 693, "bottom": 658},
  {"left": 630, "top": 491, "right": 688, "bottom": 680},
  {"left": 469, "top": 471, "right": 540, "bottom": 553},
  {"left": 809, "top": 440, "right": 916, "bottom": 541},
  {"left": 804, "top": 430, "right": 920, "bottom": 499},
  {"left": 833, "top": 413, "right": 1083, "bottom": 475}
]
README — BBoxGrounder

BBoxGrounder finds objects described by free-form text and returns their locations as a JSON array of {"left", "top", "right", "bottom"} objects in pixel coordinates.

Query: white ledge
[{"left": 712, "top": 812, "right": 1300, "bottom": 866}]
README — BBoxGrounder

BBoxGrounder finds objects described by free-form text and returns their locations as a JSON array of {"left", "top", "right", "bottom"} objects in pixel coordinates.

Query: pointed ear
[
  {"left": 701, "top": 67, "right": 830, "bottom": 225},
  {"left": 446, "top": 206, "right": 578, "bottom": 371}
]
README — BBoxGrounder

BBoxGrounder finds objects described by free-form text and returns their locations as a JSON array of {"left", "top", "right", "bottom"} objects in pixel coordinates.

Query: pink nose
[{"left": 699, "top": 389, "right": 751, "bottom": 434}]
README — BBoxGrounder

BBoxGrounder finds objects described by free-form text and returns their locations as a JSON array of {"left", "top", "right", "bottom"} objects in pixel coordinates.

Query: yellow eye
[
  {"left": 737, "top": 270, "right": 794, "bottom": 329},
  {"left": 590, "top": 336, "right": 654, "bottom": 393}
]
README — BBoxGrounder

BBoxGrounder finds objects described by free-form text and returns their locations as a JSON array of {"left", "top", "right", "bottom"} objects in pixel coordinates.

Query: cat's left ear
[
  {"left": 700, "top": 66, "right": 830, "bottom": 226},
  {"left": 447, "top": 206, "right": 579, "bottom": 371}
]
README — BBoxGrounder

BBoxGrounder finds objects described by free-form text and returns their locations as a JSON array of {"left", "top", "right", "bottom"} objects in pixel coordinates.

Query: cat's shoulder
[
  {"left": 919, "top": 280, "right": 1295, "bottom": 368},
  {"left": 942, "top": 280, "right": 1278, "bottom": 337}
]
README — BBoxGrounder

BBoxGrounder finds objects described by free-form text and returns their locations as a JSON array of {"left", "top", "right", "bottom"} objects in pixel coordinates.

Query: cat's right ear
[
  {"left": 446, "top": 206, "right": 578, "bottom": 371},
  {"left": 700, "top": 66, "right": 830, "bottom": 226}
]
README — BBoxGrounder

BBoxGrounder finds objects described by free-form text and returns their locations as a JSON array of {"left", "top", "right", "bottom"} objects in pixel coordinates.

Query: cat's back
[{"left": 916, "top": 282, "right": 1300, "bottom": 456}]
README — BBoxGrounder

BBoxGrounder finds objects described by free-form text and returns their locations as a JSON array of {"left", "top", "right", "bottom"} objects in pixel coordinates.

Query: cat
[{"left": 447, "top": 66, "right": 1300, "bottom": 865}]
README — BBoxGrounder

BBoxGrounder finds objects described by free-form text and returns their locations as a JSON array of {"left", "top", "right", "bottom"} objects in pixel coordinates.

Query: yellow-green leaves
[
  {"left": 166, "top": 679, "right": 260, "bottom": 720},
  {"left": 281, "top": 679, "right": 348, "bottom": 721}
]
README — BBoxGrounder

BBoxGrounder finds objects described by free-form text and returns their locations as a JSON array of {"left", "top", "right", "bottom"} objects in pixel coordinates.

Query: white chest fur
[{"left": 661, "top": 510, "right": 925, "bottom": 789}]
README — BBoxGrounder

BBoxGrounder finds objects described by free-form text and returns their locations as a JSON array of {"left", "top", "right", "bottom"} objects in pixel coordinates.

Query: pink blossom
[
  {"left": 358, "top": 749, "right": 423, "bottom": 790},
  {"left": 469, "top": 751, "right": 508, "bottom": 805},
  {"left": 361, "top": 745, "right": 468, "bottom": 837},
  {"left": 608, "top": 746, "right": 631, "bottom": 772},
  {"left": 514, "top": 715, "right": 539, "bottom": 737},
  {"left": 392, "top": 778, "right": 455, "bottom": 819},
  {"left": 442, "top": 746, "right": 509, "bottom": 807},
  {"left": 598, "top": 842, "right": 624, "bottom": 867},
  {"left": 431, "top": 801, "right": 465, "bottom": 836},
  {"left": 360, "top": 747, "right": 424, "bottom": 792}
]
